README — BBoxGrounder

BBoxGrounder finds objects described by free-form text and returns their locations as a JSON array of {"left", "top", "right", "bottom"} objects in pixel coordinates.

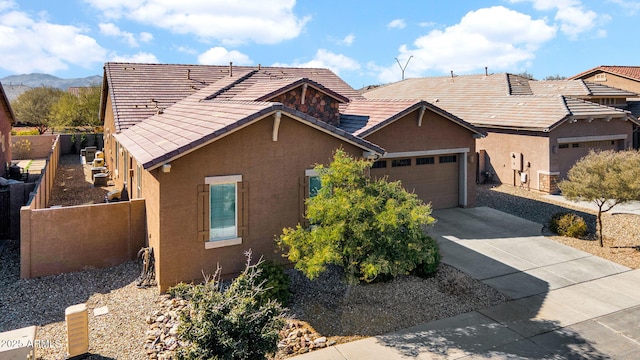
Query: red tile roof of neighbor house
[
  {"left": 114, "top": 80, "right": 384, "bottom": 170},
  {"left": 339, "top": 99, "right": 486, "bottom": 138},
  {"left": 101, "top": 62, "right": 364, "bottom": 132},
  {"left": 569, "top": 66, "right": 640, "bottom": 81},
  {"left": 362, "top": 73, "right": 636, "bottom": 131}
]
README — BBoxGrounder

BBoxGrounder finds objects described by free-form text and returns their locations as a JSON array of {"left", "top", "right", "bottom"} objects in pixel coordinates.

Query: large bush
[
  {"left": 168, "top": 253, "right": 286, "bottom": 360},
  {"left": 549, "top": 212, "right": 587, "bottom": 238},
  {"left": 278, "top": 149, "right": 440, "bottom": 284}
]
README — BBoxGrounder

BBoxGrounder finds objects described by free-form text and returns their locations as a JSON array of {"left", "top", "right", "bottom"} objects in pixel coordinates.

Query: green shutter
[{"left": 197, "top": 184, "right": 209, "bottom": 242}]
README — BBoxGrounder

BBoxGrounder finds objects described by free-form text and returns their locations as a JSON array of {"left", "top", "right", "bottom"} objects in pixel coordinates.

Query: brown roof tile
[
  {"left": 570, "top": 66, "right": 640, "bottom": 81},
  {"left": 339, "top": 99, "right": 485, "bottom": 137},
  {"left": 363, "top": 73, "right": 634, "bottom": 131},
  {"left": 102, "top": 62, "right": 363, "bottom": 132}
]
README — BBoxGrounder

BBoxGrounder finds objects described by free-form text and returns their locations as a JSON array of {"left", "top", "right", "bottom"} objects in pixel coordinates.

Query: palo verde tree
[
  {"left": 11, "top": 86, "right": 65, "bottom": 134},
  {"left": 278, "top": 149, "right": 440, "bottom": 283},
  {"left": 558, "top": 150, "right": 640, "bottom": 246}
]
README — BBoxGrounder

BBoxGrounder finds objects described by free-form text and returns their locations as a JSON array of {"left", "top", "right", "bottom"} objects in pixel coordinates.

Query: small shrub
[
  {"left": 80, "top": 133, "right": 88, "bottom": 149},
  {"left": 256, "top": 260, "right": 291, "bottom": 305},
  {"left": 11, "top": 138, "right": 32, "bottom": 159},
  {"left": 168, "top": 252, "right": 286, "bottom": 360},
  {"left": 411, "top": 236, "right": 441, "bottom": 278},
  {"left": 549, "top": 212, "right": 587, "bottom": 238},
  {"left": 70, "top": 133, "right": 77, "bottom": 154},
  {"left": 11, "top": 128, "right": 40, "bottom": 136}
]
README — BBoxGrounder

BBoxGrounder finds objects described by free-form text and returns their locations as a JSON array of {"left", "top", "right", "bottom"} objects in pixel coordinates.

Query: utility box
[
  {"left": 510, "top": 152, "right": 523, "bottom": 171},
  {"left": 65, "top": 303, "right": 89, "bottom": 358}
]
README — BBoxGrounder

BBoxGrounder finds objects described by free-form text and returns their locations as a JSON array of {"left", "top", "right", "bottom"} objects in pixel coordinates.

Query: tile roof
[
  {"left": 570, "top": 66, "right": 640, "bottom": 81},
  {"left": 229, "top": 77, "right": 350, "bottom": 103},
  {"left": 338, "top": 99, "right": 485, "bottom": 137},
  {"left": 115, "top": 93, "right": 384, "bottom": 170},
  {"left": 102, "top": 62, "right": 364, "bottom": 132},
  {"left": 362, "top": 73, "right": 635, "bottom": 131},
  {"left": 0, "top": 82, "right": 16, "bottom": 124}
]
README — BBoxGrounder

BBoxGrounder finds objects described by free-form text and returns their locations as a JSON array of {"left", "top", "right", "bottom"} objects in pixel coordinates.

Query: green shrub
[
  {"left": 168, "top": 253, "right": 286, "bottom": 360},
  {"left": 278, "top": 149, "right": 439, "bottom": 284},
  {"left": 256, "top": 260, "right": 291, "bottom": 305},
  {"left": 549, "top": 212, "right": 587, "bottom": 238},
  {"left": 11, "top": 128, "right": 40, "bottom": 136}
]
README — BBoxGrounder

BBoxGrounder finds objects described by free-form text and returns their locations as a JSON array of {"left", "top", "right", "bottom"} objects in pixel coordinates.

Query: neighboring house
[
  {"left": 569, "top": 66, "right": 640, "bottom": 148},
  {"left": 0, "top": 82, "right": 14, "bottom": 176},
  {"left": 363, "top": 73, "right": 639, "bottom": 193},
  {"left": 100, "top": 63, "right": 483, "bottom": 290}
]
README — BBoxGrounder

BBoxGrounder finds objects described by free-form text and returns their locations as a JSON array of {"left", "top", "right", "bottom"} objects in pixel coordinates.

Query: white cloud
[
  {"left": 84, "top": 0, "right": 310, "bottom": 45},
  {"left": 340, "top": 34, "right": 355, "bottom": 46},
  {"left": 175, "top": 45, "right": 197, "bottom": 55},
  {"left": 197, "top": 47, "right": 252, "bottom": 65},
  {"left": 110, "top": 51, "right": 159, "bottom": 63},
  {"left": 608, "top": 0, "right": 640, "bottom": 14},
  {"left": 139, "top": 32, "right": 153, "bottom": 43},
  {"left": 377, "top": 6, "right": 556, "bottom": 83},
  {"left": 387, "top": 19, "right": 406, "bottom": 29},
  {"left": 0, "top": 7, "right": 106, "bottom": 74},
  {"left": 508, "top": 0, "right": 603, "bottom": 39},
  {"left": 99, "top": 23, "right": 154, "bottom": 47},
  {"left": 272, "top": 49, "right": 360, "bottom": 76}
]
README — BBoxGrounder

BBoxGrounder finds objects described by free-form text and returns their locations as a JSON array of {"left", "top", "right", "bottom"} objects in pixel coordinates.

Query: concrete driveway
[{"left": 292, "top": 207, "right": 640, "bottom": 359}]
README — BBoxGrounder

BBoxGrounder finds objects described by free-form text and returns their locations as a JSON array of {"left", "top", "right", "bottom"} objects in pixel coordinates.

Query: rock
[
  {"left": 297, "top": 348, "right": 309, "bottom": 355},
  {"left": 156, "top": 315, "right": 166, "bottom": 323},
  {"left": 314, "top": 337, "right": 327, "bottom": 344}
]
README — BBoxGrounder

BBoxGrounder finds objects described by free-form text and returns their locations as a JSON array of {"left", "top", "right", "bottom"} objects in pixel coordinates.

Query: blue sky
[{"left": 0, "top": 0, "right": 638, "bottom": 88}]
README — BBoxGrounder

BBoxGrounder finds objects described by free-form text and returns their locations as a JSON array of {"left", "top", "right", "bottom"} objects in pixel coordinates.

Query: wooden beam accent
[
  {"left": 301, "top": 83, "right": 308, "bottom": 105},
  {"left": 272, "top": 111, "right": 281, "bottom": 141},
  {"left": 418, "top": 105, "right": 427, "bottom": 127}
]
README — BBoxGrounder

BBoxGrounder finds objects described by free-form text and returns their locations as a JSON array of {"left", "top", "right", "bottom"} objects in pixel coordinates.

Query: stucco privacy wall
[
  {"left": 147, "top": 114, "right": 367, "bottom": 291},
  {"left": 10, "top": 134, "right": 57, "bottom": 159},
  {"left": 21, "top": 199, "right": 146, "bottom": 278},
  {"left": 0, "top": 102, "right": 11, "bottom": 176},
  {"left": 476, "top": 131, "right": 550, "bottom": 191}
]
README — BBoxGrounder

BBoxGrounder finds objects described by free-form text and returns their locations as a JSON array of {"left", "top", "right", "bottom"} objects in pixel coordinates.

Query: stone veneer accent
[
  {"left": 539, "top": 172, "right": 560, "bottom": 194},
  {"left": 271, "top": 87, "right": 341, "bottom": 126}
]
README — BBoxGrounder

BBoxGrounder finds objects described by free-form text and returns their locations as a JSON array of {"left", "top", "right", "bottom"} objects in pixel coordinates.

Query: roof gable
[
  {"left": 115, "top": 97, "right": 384, "bottom": 170},
  {"left": 570, "top": 66, "right": 640, "bottom": 82},
  {"left": 0, "top": 82, "right": 16, "bottom": 124},
  {"left": 339, "top": 99, "right": 485, "bottom": 137}
]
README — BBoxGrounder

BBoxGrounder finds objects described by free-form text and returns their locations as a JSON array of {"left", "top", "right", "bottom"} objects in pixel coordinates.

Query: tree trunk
[{"left": 597, "top": 207, "right": 604, "bottom": 247}]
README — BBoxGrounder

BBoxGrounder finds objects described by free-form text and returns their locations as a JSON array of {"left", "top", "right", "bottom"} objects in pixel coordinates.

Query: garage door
[
  {"left": 557, "top": 140, "right": 618, "bottom": 179},
  {"left": 371, "top": 154, "right": 460, "bottom": 209}
]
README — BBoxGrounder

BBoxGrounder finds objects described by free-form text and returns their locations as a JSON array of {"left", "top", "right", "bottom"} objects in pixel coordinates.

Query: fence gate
[{"left": 0, "top": 186, "right": 9, "bottom": 239}]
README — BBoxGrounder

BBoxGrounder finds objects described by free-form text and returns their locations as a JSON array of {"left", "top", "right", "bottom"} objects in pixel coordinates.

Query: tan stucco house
[
  {"left": 100, "top": 63, "right": 483, "bottom": 290},
  {"left": 363, "top": 73, "right": 639, "bottom": 193},
  {"left": 0, "top": 82, "right": 14, "bottom": 177},
  {"left": 569, "top": 66, "right": 640, "bottom": 148}
]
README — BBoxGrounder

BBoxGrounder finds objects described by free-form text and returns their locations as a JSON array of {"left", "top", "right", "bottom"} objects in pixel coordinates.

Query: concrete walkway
[{"left": 291, "top": 207, "right": 640, "bottom": 359}]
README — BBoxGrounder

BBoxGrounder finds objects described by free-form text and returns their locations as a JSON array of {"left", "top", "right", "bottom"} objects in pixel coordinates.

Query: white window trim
[
  {"left": 204, "top": 174, "right": 243, "bottom": 249},
  {"left": 305, "top": 169, "right": 318, "bottom": 177}
]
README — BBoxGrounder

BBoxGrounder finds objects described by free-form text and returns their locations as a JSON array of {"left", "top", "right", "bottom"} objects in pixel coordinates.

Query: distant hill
[{"left": 1, "top": 73, "right": 102, "bottom": 101}]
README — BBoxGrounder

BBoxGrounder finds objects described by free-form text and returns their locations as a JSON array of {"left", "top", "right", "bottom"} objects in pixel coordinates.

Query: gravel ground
[
  {"left": 477, "top": 183, "right": 640, "bottom": 269},
  {"left": 3, "top": 158, "right": 638, "bottom": 359}
]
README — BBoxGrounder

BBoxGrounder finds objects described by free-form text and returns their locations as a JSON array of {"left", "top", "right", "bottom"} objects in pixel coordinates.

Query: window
[
  {"left": 200, "top": 175, "right": 246, "bottom": 248},
  {"left": 558, "top": 144, "right": 569, "bottom": 149},
  {"left": 594, "top": 73, "right": 606, "bottom": 82},
  {"left": 372, "top": 160, "right": 387, "bottom": 169},
  {"left": 391, "top": 158, "right": 411, "bottom": 167},
  {"left": 439, "top": 155, "right": 457, "bottom": 163},
  {"left": 309, "top": 176, "right": 321, "bottom": 197},
  {"left": 416, "top": 157, "right": 435, "bottom": 165},
  {"left": 210, "top": 183, "right": 237, "bottom": 240}
]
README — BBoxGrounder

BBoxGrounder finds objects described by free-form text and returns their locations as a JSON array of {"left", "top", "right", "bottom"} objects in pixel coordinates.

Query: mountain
[{"left": 0, "top": 73, "right": 102, "bottom": 101}]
